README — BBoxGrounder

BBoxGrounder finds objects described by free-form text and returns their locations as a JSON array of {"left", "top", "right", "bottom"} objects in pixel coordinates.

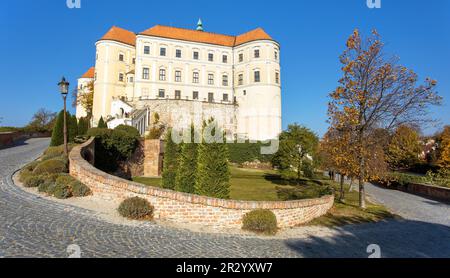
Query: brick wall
[
  {"left": 69, "top": 138, "right": 334, "bottom": 229},
  {"left": 405, "top": 183, "right": 450, "bottom": 202}
]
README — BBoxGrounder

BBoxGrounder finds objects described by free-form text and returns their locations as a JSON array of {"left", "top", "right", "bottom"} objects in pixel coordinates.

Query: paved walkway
[{"left": 0, "top": 138, "right": 449, "bottom": 258}]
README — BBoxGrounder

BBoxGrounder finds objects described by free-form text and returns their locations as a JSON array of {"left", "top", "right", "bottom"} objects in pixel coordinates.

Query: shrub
[
  {"left": 19, "top": 169, "right": 34, "bottom": 183},
  {"left": 71, "top": 181, "right": 91, "bottom": 197},
  {"left": 87, "top": 127, "right": 112, "bottom": 138},
  {"left": 53, "top": 183, "right": 72, "bottom": 199},
  {"left": 24, "top": 175, "right": 46, "bottom": 188},
  {"left": 77, "top": 117, "right": 89, "bottom": 135},
  {"left": 242, "top": 209, "right": 277, "bottom": 235},
  {"left": 33, "top": 159, "right": 68, "bottom": 175},
  {"left": 114, "top": 125, "right": 140, "bottom": 139},
  {"left": 38, "top": 181, "right": 56, "bottom": 195},
  {"left": 162, "top": 129, "right": 180, "bottom": 190},
  {"left": 50, "top": 110, "right": 76, "bottom": 146},
  {"left": 23, "top": 161, "right": 41, "bottom": 172},
  {"left": 118, "top": 197, "right": 154, "bottom": 220},
  {"left": 228, "top": 141, "right": 274, "bottom": 164},
  {"left": 55, "top": 175, "right": 77, "bottom": 186}
]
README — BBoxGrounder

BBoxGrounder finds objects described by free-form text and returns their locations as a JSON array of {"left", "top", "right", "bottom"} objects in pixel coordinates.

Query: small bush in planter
[
  {"left": 118, "top": 197, "right": 154, "bottom": 220},
  {"left": 19, "top": 169, "right": 34, "bottom": 183},
  {"left": 38, "top": 181, "right": 56, "bottom": 194},
  {"left": 71, "top": 181, "right": 91, "bottom": 197},
  {"left": 33, "top": 159, "right": 68, "bottom": 175},
  {"left": 242, "top": 209, "right": 278, "bottom": 235},
  {"left": 23, "top": 161, "right": 41, "bottom": 172},
  {"left": 24, "top": 175, "right": 46, "bottom": 188}
]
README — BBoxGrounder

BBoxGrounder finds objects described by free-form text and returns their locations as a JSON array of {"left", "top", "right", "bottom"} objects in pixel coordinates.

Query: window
[
  {"left": 193, "top": 91, "right": 199, "bottom": 100},
  {"left": 238, "top": 74, "right": 243, "bottom": 86},
  {"left": 119, "top": 53, "right": 124, "bottom": 62},
  {"left": 239, "top": 53, "right": 243, "bottom": 62},
  {"left": 222, "top": 75, "right": 228, "bottom": 86},
  {"left": 119, "top": 73, "right": 124, "bottom": 82},
  {"left": 80, "top": 84, "right": 83, "bottom": 90},
  {"left": 223, "top": 93, "right": 229, "bottom": 102},
  {"left": 208, "top": 53, "right": 214, "bottom": 62},
  {"left": 94, "top": 72, "right": 97, "bottom": 81},
  {"left": 158, "top": 89, "right": 165, "bottom": 98},
  {"left": 193, "top": 72, "right": 199, "bottom": 83},
  {"left": 132, "top": 58, "right": 136, "bottom": 64},
  {"left": 176, "top": 49, "right": 182, "bottom": 58},
  {"left": 254, "top": 49, "right": 260, "bottom": 58},
  {"left": 254, "top": 71, "right": 260, "bottom": 83},
  {"left": 208, "top": 74, "right": 214, "bottom": 85},
  {"left": 142, "top": 68, "right": 149, "bottom": 80},
  {"left": 275, "top": 72, "right": 280, "bottom": 84},
  {"left": 222, "top": 55, "right": 228, "bottom": 63},
  {"left": 193, "top": 51, "right": 199, "bottom": 60},
  {"left": 129, "top": 77, "right": 134, "bottom": 83},
  {"left": 208, "top": 92, "right": 214, "bottom": 103},
  {"left": 144, "top": 46, "right": 150, "bottom": 55},
  {"left": 175, "top": 90, "right": 181, "bottom": 99},
  {"left": 275, "top": 50, "right": 278, "bottom": 60},
  {"left": 175, "top": 70, "right": 182, "bottom": 82},
  {"left": 159, "top": 69, "right": 166, "bottom": 81},
  {"left": 160, "top": 47, "right": 166, "bottom": 56}
]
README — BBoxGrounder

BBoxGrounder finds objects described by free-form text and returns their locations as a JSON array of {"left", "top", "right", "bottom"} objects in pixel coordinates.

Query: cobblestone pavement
[{"left": 1, "top": 138, "right": 449, "bottom": 258}]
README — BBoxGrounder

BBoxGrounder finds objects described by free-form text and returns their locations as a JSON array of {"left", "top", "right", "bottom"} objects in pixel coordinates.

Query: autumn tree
[
  {"left": 387, "top": 125, "right": 422, "bottom": 169},
  {"left": 272, "top": 124, "right": 319, "bottom": 182},
  {"left": 73, "top": 81, "right": 94, "bottom": 120},
  {"left": 437, "top": 126, "right": 450, "bottom": 168},
  {"left": 328, "top": 29, "right": 441, "bottom": 208}
]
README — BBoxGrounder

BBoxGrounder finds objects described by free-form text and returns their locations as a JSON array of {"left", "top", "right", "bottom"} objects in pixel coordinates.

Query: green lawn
[
  {"left": 132, "top": 167, "right": 395, "bottom": 228},
  {"left": 133, "top": 167, "right": 298, "bottom": 201}
]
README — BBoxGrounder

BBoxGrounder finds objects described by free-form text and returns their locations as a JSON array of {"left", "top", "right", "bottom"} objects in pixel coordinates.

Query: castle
[{"left": 76, "top": 20, "right": 282, "bottom": 140}]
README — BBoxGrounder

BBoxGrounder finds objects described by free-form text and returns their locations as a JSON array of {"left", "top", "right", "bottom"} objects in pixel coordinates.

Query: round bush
[
  {"left": 33, "top": 159, "right": 68, "bottom": 175},
  {"left": 19, "top": 169, "right": 34, "bottom": 183},
  {"left": 242, "top": 209, "right": 278, "bottom": 235},
  {"left": 53, "top": 183, "right": 72, "bottom": 199},
  {"left": 55, "top": 175, "right": 76, "bottom": 186},
  {"left": 87, "top": 128, "right": 112, "bottom": 138},
  {"left": 23, "top": 161, "right": 41, "bottom": 172},
  {"left": 38, "top": 181, "right": 56, "bottom": 194},
  {"left": 24, "top": 175, "right": 46, "bottom": 188},
  {"left": 114, "top": 125, "right": 140, "bottom": 139},
  {"left": 71, "top": 181, "right": 91, "bottom": 197},
  {"left": 118, "top": 197, "right": 154, "bottom": 220}
]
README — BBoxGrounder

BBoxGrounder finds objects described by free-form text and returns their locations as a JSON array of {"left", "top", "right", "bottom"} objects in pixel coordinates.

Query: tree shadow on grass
[{"left": 284, "top": 219, "right": 450, "bottom": 258}]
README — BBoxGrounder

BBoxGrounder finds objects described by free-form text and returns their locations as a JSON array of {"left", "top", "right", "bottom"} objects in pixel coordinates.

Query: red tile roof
[
  {"left": 99, "top": 26, "right": 136, "bottom": 46},
  {"left": 81, "top": 67, "right": 95, "bottom": 79},
  {"left": 140, "top": 25, "right": 274, "bottom": 47},
  {"left": 98, "top": 25, "right": 275, "bottom": 48}
]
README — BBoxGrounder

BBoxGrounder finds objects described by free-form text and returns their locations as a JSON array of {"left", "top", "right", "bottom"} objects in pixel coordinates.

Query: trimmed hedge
[
  {"left": 23, "top": 175, "right": 46, "bottom": 188},
  {"left": 33, "top": 159, "right": 68, "bottom": 175},
  {"left": 228, "top": 141, "right": 274, "bottom": 164},
  {"left": 242, "top": 209, "right": 278, "bottom": 235},
  {"left": 114, "top": 125, "right": 140, "bottom": 139},
  {"left": 71, "top": 181, "right": 91, "bottom": 197},
  {"left": 118, "top": 197, "right": 154, "bottom": 220}
]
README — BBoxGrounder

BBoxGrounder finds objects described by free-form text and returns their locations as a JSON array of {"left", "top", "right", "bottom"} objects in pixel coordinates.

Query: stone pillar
[{"left": 144, "top": 139, "right": 163, "bottom": 177}]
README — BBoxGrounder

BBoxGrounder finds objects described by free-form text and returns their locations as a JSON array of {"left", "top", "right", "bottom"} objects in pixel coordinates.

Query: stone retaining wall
[
  {"left": 405, "top": 183, "right": 450, "bottom": 202},
  {"left": 69, "top": 138, "right": 334, "bottom": 229}
]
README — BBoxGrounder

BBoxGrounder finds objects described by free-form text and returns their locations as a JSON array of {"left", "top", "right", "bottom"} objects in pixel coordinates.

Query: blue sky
[{"left": 1, "top": 0, "right": 449, "bottom": 136}]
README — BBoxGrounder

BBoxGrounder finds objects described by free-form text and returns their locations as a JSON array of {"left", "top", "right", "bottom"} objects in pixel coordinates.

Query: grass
[
  {"left": 133, "top": 167, "right": 303, "bottom": 201},
  {"left": 132, "top": 167, "right": 395, "bottom": 227},
  {"left": 306, "top": 181, "right": 397, "bottom": 227}
]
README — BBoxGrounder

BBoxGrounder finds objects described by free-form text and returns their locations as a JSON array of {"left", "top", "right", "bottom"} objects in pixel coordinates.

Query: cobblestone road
[{"left": 1, "top": 138, "right": 449, "bottom": 258}]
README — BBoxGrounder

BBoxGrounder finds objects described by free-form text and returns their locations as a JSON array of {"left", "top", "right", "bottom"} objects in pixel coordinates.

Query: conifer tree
[
  {"left": 50, "top": 110, "right": 68, "bottom": 146},
  {"left": 97, "top": 116, "right": 107, "bottom": 128},
  {"left": 161, "top": 128, "right": 180, "bottom": 190},
  {"left": 77, "top": 117, "right": 89, "bottom": 135},
  {"left": 175, "top": 125, "right": 198, "bottom": 193},
  {"left": 68, "top": 115, "right": 78, "bottom": 142},
  {"left": 195, "top": 122, "right": 230, "bottom": 199}
]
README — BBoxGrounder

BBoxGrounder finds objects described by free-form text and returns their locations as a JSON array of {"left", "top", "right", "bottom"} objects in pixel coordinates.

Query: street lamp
[{"left": 58, "top": 77, "right": 69, "bottom": 156}]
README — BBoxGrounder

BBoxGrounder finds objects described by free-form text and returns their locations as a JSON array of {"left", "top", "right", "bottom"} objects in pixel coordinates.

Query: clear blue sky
[{"left": 1, "top": 0, "right": 449, "bottom": 136}]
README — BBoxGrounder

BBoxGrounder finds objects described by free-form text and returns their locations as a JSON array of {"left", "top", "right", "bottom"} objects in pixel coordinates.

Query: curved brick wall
[{"left": 69, "top": 138, "right": 334, "bottom": 229}]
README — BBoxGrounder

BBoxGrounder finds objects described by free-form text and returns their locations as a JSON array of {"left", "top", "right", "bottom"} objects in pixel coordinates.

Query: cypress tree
[
  {"left": 175, "top": 126, "right": 198, "bottom": 193},
  {"left": 50, "top": 110, "right": 68, "bottom": 146},
  {"left": 68, "top": 115, "right": 78, "bottom": 142},
  {"left": 97, "top": 116, "right": 107, "bottom": 128},
  {"left": 77, "top": 117, "right": 89, "bottom": 135},
  {"left": 161, "top": 128, "right": 180, "bottom": 190},
  {"left": 195, "top": 123, "right": 230, "bottom": 199}
]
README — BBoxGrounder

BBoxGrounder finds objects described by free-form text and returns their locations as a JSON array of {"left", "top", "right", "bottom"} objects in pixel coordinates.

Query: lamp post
[{"left": 58, "top": 77, "right": 69, "bottom": 156}]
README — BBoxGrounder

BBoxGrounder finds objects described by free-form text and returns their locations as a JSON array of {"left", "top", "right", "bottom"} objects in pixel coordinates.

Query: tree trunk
[
  {"left": 339, "top": 174, "right": 345, "bottom": 202},
  {"left": 358, "top": 130, "right": 366, "bottom": 209}
]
